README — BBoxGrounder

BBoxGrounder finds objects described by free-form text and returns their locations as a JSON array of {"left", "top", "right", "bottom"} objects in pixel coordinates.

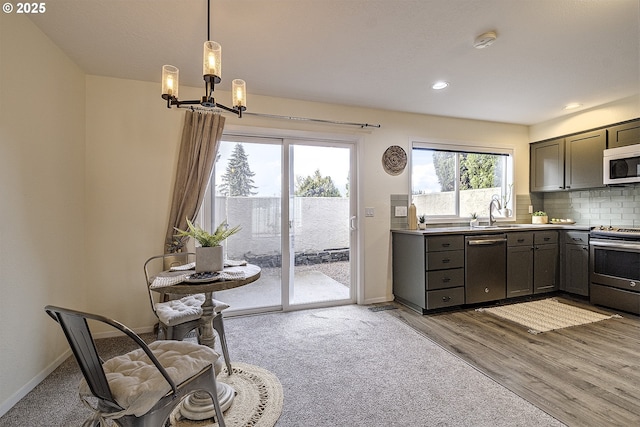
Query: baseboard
[
  {"left": 0, "top": 349, "right": 71, "bottom": 418},
  {"left": 362, "top": 295, "right": 393, "bottom": 305}
]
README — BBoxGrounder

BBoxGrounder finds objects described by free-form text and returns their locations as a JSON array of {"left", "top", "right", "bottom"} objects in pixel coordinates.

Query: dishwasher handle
[{"left": 467, "top": 237, "right": 507, "bottom": 246}]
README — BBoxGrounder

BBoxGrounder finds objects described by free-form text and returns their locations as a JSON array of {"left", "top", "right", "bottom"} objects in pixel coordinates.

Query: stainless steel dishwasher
[{"left": 465, "top": 234, "right": 507, "bottom": 304}]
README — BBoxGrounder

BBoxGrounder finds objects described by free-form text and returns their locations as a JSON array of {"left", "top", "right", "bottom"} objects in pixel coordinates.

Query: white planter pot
[
  {"left": 196, "top": 246, "right": 224, "bottom": 272},
  {"left": 532, "top": 215, "right": 548, "bottom": 224}
]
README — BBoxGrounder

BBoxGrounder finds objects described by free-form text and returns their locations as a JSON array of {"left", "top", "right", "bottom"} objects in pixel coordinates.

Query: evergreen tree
[
  {"left": 219, "top": 143, "right": 258, "bottom": 196},
  {"left": 295, "top": 169, "right": 341, "bottom": 197}
]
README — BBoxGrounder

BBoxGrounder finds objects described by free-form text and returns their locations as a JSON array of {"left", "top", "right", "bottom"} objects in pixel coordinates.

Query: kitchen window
[{"left": 411, "top": 142, "right": 514, "bottom": 221}]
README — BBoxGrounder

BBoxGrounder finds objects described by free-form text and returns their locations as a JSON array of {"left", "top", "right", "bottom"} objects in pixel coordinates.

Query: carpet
[
  {"left": 476, "top": 298, "right": 621, "bottom": 334},
  {"left": 173, "top": 362, "right": 283, "bottom": 427}
]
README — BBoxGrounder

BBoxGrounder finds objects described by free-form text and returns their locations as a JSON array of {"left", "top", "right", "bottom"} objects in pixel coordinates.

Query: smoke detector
[{"left": 474, "top": 31, "right": 497, "bottom": 49}]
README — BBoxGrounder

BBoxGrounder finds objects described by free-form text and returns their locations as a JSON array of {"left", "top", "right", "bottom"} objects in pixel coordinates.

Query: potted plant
[
  {"left": 418, "top": 214, "right": 427, "bottom": 229},
  {"left": 532, "top": 211, "right": 548, "bottom": 224},
  {"left": 500, "top": 184, "right": 513, "bottom": 217},
  {"left": 174, "top": 218, "right": 241, "bottom": 272},
  {"left": 469, "top": 212, "right": 479, "bottom": 227}
]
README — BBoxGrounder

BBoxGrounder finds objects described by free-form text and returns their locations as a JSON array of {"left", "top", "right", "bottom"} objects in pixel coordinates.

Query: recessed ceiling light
[
  {"left": 563, "top": 103, "right": 582, "bottom": 110},
  {"left": 432, "top": 81, "right": 449, "bottom": 90}
]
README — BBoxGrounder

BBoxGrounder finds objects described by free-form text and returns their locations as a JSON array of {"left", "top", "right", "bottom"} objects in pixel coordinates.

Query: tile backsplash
[{"left": 537, "top": 184, "right": 640, "bottom": 227}]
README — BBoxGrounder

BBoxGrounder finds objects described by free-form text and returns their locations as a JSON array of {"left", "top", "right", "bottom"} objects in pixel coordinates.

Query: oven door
[{"left": 590, "top": 239, "right": 640, "bottom": 291}]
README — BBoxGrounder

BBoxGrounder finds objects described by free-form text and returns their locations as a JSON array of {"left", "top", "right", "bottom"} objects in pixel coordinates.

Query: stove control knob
[{"left": 631, "top": 282, "right": 637, "bottom": 288}]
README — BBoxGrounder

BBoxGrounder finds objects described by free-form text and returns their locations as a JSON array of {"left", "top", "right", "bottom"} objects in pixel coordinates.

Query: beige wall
[
  {"left": 0, "top": 14, "right": 86, "bottom": 411},
  {"left": 2, "top": 10, "right": 638, "bottom": 418},
  {"left": 529, "top": 95, "right": 640, "bottom": 142}
]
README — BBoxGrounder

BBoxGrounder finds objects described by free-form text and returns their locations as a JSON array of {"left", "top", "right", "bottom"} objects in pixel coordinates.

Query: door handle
[{"left": 349, "top": 216, "right": 357, "bottom": 231}]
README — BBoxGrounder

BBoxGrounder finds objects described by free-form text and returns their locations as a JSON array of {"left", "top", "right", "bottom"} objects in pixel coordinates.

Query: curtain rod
[
  {"left": 244, "top": 112, "right": 381, "bottom": 128},
  {"left": 182, "top": 106, "right": 381, "bottom": 128}
]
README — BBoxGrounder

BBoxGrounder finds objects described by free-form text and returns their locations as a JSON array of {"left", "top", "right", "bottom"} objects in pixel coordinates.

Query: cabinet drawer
[
  {"left": 425, "top": 235, "right": 464, "bottom": 252},
  {"left": 565, "top": 231, "right": 589, "bottom": 245},
  {"left": 425, "top": 287, "right": 464, "bottom": 310},
  {"left": 426, "top": 268, "right": 464, "bottom": 290},
  {"left": 507, "top": 232, "right": 533, "bottom": 247},
  {"left": 425, "top": 250, "right": 464, "bottom": 270},
  {"left": 535, "top": 231, "right": 558, "bottom": 245}
]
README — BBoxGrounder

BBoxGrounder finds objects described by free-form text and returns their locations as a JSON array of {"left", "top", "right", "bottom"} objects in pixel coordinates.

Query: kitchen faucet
[{"left": 489, "top": 196, "right": 502, "bottom": 226}]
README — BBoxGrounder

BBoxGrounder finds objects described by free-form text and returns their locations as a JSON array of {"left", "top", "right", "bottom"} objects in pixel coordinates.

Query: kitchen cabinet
[
  {"left": 506, "top": 232, "right": 534, "bottom": 297},
  {"left": 506, "top": 231, "right": 558, "bottom": 296},
  {"left": 530, "top": 130, "right": 605, "bottom": 192},
  {"left": 533, "top": 231, "right": 559, "bottom": 293},
  {"left": 392, "top": 233, "right": 464, "bottom": 313},
  {"left": 607, "top": 118, "right": 640, "bottom": 148},
  {"left": 564, "top": 130, "right": 606, "bottom": 190},
  {"left": 530, "top": 138, "right": 564, "bottom": 192},
  {"left": 562, "top": 231, "right": 589, "bottom": 296}
]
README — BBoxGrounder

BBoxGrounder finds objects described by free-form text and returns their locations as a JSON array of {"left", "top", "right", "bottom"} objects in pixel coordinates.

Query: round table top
[{"left": 153, "top": 264, "right": 261, "bottom": 294}]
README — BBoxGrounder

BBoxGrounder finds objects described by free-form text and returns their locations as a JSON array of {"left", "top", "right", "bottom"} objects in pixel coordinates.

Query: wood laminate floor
[{"left": 386, "top": 295, "right": 640, "bottom": 427}]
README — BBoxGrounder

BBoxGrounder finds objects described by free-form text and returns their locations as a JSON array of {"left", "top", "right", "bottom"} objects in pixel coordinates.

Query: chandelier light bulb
[
  {"left": 203, "top": 41, "right": 221, "bottom": 79},
  {"left": 232, "top": 79, "right": 247, "bottom": 109}
]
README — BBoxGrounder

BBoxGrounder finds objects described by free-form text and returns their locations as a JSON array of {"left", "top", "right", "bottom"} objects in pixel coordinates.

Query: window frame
[{"left": 411, "top": 140, "right": 515, "bottom": 223}]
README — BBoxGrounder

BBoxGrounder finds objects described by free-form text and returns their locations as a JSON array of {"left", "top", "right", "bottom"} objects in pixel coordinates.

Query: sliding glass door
[{"left": 206, "top": 134, "right": 356, "bottom": 314}]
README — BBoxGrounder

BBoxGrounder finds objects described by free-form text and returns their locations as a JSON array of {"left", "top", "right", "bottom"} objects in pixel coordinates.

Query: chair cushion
[
  {"left": 79, "top": 340, "right": 219, "bottom": 417},
  {"left": 155, "top": 294, "right": 204, "bottom": 326},
  {"left": 155, "top": 295, "right": 230, "bottom": 327}
]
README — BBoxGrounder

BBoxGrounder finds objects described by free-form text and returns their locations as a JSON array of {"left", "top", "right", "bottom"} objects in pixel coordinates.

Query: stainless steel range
[{"left": 589, "top": 226, "right": 640, "bottom": 314}]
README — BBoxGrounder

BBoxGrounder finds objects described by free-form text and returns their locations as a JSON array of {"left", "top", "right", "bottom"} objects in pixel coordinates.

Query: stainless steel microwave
[{"left": 603, "top": 144, "right": 640, "bottom": 185}]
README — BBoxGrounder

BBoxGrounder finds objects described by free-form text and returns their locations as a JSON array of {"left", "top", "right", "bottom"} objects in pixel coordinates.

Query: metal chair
[
  {"left": 44, "top": 305, "right": 226, "bottom": 427},
  {"left": 144, "top": 253, "right": 232, "bottom": 373}
]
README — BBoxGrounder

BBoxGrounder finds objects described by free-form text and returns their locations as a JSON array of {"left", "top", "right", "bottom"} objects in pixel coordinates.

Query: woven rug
[
  {"left": 476, "top": 298, "right": 621, "bottom": 334},
  {"left": 173, "top": 362, "right": 283, "bottom": 427}
]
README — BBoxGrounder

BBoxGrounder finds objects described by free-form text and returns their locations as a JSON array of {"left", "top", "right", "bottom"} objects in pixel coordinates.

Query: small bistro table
[{"left": 152, "top": 264, "right": 261, "bottom": 420}]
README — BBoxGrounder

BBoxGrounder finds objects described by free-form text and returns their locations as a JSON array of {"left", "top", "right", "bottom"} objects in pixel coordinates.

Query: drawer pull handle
[
  {"left": 543, "top": 237, "right": 551, "bottom": 241},
  {"left": 442, "top": 277, "right": 451, "bottom": 283},
  {"left": 442, "top": 258, "right": 450, "bottom": 263},
  {"left": 442, "top": 296, "right": 451, "bottom": 302},
  {"left": 517, "top": 238, "right": 525, "bottom": 243},
  {"left": 631, "top": 282, "right": 637, "bottom": 287},
  {"left": 442, "top": 243, "right": 450, "bottom": 247}
]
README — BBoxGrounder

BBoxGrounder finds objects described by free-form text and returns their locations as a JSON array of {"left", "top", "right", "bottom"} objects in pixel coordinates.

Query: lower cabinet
[
  {"left": 534, "top": 231, "right": 559, "bottom": 293},
  {"left": 507, "top": 233, "right": 534, "bottom": 297},
  {"left": 562, "top": 231, "right": 589, "bottom": 296},
  {"left": 506, "top": 231, "right": 559, "bottom": 296},
  {"left": 392, "top": 233, "right": 465, "bottom": 314}
]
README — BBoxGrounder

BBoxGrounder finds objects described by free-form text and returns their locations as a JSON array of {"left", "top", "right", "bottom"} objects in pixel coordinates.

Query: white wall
[{"left": 0, "top": 14, "right": 86, "bottom": 413}]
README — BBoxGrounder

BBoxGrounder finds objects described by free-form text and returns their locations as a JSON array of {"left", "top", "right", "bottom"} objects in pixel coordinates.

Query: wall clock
[{"left": 382, "top": 145, "right": 407, "bottom": 176}]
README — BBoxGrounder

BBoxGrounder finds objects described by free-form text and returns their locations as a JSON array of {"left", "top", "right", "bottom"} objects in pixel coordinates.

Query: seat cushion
[
  {"left": 155, "top": 294, "right": 205, "bottom": 326},
  {"left": 79, "top": 340, "right": 219, "bottom": 417}
]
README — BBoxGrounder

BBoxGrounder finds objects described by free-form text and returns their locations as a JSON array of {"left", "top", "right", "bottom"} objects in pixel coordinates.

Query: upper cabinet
[
  {"left": 565, "top": 130, "right": 606, "bottom": 190},
  {"left": 530, "top": 129, "right": 606, "bottom": 192},
  {"left": 530, "top": 138, "right": 565, "bottom": 192},
  {"left": 607, "top": 119, "right": 640, "bottom": 149}
]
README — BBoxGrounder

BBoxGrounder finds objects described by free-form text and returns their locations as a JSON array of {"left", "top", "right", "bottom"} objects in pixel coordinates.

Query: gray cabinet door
[
  {"left": 534, "top": 243, "right": 558, "bottom": 293},
  {"left": 565, "top": 130, "right": 606, "bottom": 190},
  {"left": 507, "top": 245, "right": 534, "bottom": 297},
  {"left": 565, "top": 243, "right": 589, "bottom": 296},
  {"left": 607, "top": 119, "right": 640, "bottom": 148},
  {"left": 530, "top": 138, "right": 565, "bottom": 192}
]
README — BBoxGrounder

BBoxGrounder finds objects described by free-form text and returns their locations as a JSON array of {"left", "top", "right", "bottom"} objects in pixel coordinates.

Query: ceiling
[{"left": 29, "top": 0, "right": 640, "bottom": 125}]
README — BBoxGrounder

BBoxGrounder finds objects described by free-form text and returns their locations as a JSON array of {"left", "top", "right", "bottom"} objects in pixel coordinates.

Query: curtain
[{"left": 165, "top": 110, "right": 225, "bottom": 253}]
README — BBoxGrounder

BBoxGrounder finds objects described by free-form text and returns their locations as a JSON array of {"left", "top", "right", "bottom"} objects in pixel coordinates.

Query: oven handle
[{"left": 590, "top": 239, "right": 640, "bottom": 250}]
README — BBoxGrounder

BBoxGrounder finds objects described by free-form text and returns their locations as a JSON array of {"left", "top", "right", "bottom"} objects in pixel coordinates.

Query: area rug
[
  {"left": 476, "top": 298, "right": 621, "bottom": 334},
  {"left": 173, "top": 362, "right": 283, "bottom": 427}
]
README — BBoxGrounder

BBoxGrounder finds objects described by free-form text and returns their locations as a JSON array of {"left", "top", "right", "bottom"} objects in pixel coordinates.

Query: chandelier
[{"left": 161, "top": 0, "right": 247, "bottom": 117}]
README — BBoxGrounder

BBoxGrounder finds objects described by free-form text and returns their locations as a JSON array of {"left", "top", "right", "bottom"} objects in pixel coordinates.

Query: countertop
[{"left": 391, "top": 223, "right": 591, "bottom": 236}]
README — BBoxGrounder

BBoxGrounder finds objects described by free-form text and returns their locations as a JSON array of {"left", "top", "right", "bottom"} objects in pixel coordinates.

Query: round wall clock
[{"left": 382, "top": 145, "right": 407, "bottom": 175}]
